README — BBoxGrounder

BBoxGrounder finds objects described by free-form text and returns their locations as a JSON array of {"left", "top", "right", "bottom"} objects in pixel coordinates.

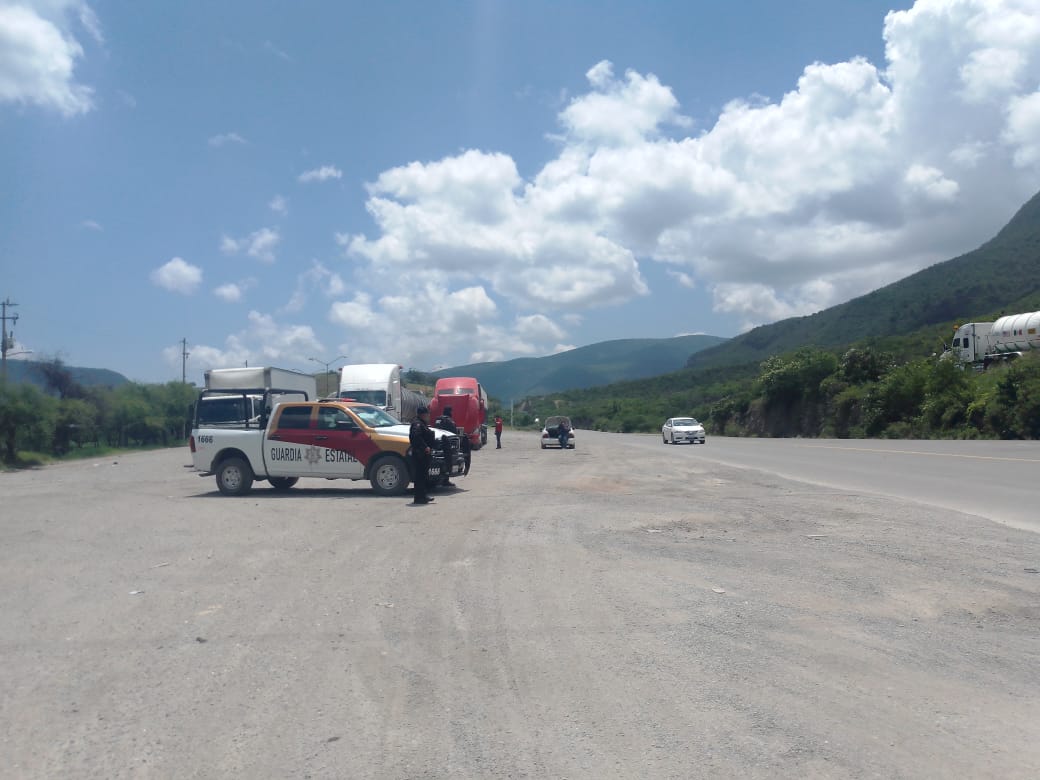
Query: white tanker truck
[{"left": 947, "top": 310, "right": 1040, "bottom": 368}]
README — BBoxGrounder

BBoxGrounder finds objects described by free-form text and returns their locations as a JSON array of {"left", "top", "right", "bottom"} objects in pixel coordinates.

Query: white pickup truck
[{"left": 190, "top": 399, "right": 465, "bottom": 496}]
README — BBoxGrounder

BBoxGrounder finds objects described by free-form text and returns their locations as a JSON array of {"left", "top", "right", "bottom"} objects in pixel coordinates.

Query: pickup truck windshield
[{"left": 349, "top": 404, "right": 401, "bottom": 428}]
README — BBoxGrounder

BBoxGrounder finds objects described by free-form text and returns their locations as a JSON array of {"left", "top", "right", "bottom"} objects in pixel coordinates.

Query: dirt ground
[{"left": 1, "top": 431, "right": 1037, "bottom": 778}]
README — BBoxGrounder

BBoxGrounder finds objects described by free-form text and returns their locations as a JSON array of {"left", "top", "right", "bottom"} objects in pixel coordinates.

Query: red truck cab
[{"left": 430, "top": 377, "right": 488, "bottom": 449}]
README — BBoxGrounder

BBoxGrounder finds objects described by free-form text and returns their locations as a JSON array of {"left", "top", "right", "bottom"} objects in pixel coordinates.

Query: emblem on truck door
[{"left": 305, "top": 445, "right": 322, "bottom": 466}]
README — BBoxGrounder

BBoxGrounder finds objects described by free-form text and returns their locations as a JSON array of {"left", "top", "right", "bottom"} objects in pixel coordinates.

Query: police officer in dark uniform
[
  {"left": 409, "top": 405, "right": 436, "bottom": 504},
  {"left": 433, "top": 406, "right": 458, "bottom": 487}
]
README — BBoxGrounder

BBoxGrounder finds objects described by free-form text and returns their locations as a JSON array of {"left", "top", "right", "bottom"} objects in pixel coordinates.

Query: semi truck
[
  {"left": 429, "top": 376, "right": 488, "bottom": 449},
  {"left": 193, "top": 366, "right": 318, "bottom": 428},
  {"left": 337, "top": 363, "right": 428, "bottom": 423},
  {"left": 947, "top": 310, "right": 1040, "bottom": 368},
  {"left": 189, "top": 398, "right": 465, "bottom": 496}
]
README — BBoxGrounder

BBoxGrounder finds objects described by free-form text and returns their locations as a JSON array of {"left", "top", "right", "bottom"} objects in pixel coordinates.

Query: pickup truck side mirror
[{"left": 336, "top": 419, "right": 360, "bottom": 432}]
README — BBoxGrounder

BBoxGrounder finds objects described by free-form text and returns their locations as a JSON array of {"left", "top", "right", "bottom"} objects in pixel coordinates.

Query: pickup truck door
[
  {"left": 264, "top": 404, "right": 319, "bottom": 478},
  {"left": 311, "top": 405, "right": 367, "bottom": 480}
]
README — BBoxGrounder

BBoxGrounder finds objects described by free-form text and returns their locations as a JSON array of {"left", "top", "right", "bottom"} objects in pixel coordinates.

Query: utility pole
[
  {"left": 180, "top": 338, "right": 190, "bottom": 383},
  {"left": 1, "top": 297, "right": 19, "bottom": 385}
]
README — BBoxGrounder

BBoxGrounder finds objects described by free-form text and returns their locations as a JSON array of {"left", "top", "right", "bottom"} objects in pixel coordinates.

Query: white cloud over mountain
[{"left": 334, "top": 0, "right": 1040, "bottom": 367}]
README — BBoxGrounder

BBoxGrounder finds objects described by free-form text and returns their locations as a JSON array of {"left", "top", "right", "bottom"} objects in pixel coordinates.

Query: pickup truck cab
[{"left": 190, "top": 399, "right": 464, "bottom": 497}]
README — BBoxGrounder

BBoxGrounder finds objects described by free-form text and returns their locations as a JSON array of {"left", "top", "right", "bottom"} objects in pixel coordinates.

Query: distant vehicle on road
[
  {"left": 541, "top": 416, "right": 575, "bottom": 449},
  {"left": 662, "top": 417, "right": 706, "bottom": 444}
]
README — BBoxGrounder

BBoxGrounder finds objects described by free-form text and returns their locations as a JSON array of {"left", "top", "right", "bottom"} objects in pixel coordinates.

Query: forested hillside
[
  {"left": 687, "top": 189, "right": 1040, "bottom": 370},
  {"left": 4, "top": 360, "right": 130, "bottom": 391},
  {"left": 435, "top": 334, "right": 727, "bottom": 400}
]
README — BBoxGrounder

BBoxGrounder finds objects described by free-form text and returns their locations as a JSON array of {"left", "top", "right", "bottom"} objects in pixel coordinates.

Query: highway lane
[{"left": 626, "top": 434, "right": 1040, "bottom": 533}]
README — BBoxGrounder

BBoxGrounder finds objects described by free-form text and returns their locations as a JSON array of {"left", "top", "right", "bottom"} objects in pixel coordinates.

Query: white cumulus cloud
[
  {"left": 151, "top": 257, "right": 202, "bottom": 295},
  {"left": 269, "top": 194, "right": 288, "bottom": 215},
  {"left": 220, "top": 227, "right": 280, "bottom": 263},
  {"left": 325, "top": 282, "right": 546, "bottom": 369},
  {"left": 284, "top": 262, "right": 346, "bottom": 313},
  {"left": 1005, "top": 90, "right": 1040, "bottom": 167},
  {"left": 213, "top": 283, "right": 242, "bottom": 302},
  {"left": 208, "top": 131, "right": 247, "bottom": 147},
  {"left": 559, "top": 60, "right": 692, "bottom": 146},
  {"left": 298, "top": 165, "right": 343, "bottom": 183},
  {"left": 0, "top": 1, "right": 98, "bottom": 116},
  {"left": 343, "top": 0, "right": 1040, "bottom": 335},
  {"left": 176, "top": 310, "right": 324, "bottom": 372}
]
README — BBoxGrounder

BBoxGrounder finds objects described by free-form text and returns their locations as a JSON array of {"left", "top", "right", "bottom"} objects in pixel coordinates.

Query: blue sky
[{"left": 2, "top": 0, "right": 1039, "bottom": 383}]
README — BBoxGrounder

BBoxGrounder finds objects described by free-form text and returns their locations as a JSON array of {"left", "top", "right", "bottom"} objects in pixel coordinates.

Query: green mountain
[
  {"left": 2, "top": 360, "right": 130, "bottom": 392},
  {"left": 435, "top": 334, "right": 728, "bottom": 401},
  {"left": 687, "top": 189, "right": 1040, "bottom": 370}
]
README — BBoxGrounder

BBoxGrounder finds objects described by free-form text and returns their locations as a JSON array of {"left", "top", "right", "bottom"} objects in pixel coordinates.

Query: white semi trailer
[{"left": 337, "top": 363, "right": 428, "bottom": 423}]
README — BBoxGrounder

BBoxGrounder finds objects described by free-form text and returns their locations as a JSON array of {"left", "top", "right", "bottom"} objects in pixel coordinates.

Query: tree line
[
  {"left": 516, "top": 347, "right": 1040, "bottom": 441},
  {"left": 0, "top": 360, "right": 196, "bottom": 464},
  {"left": 5, "top": 346, "right": 1037, "bottom": 467}
]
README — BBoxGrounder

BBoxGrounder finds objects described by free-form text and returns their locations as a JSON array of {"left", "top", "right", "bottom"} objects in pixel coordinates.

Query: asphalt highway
[{"left": 629, "top": 434, "right": 1040, "bottom": 533}]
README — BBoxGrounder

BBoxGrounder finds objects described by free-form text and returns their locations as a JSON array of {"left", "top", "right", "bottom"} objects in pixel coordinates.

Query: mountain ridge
[
  {"left": 433, "top": 334, "right": 728, "bottom": 401},
  {"left": 2, "top": 360, "right": 131, "bottom": 392}
]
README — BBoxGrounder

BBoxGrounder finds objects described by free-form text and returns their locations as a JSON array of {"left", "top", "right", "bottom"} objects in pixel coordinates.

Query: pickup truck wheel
[
  {"left": 216, "top": 457, "right": 254, "bottom": 496},
  {"left": 269, "top": 477, "right": 298, "bottom": 492},
  {"left": 369, "top": 456, "right": 408, "bottom": 496}
]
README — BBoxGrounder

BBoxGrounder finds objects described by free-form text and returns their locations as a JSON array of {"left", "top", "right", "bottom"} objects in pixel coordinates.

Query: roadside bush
[
  {"left": 0, "top": 384, "right": 57, "bottom": 463},
  {"left": 864, "top": 360, "right": 929, "bottom": 436},
  {"left": 825, "top": 384, "right": 868, "bottom": 438},
  {"left": 920, "top": 358, "right": 972, "bottom": 433}
]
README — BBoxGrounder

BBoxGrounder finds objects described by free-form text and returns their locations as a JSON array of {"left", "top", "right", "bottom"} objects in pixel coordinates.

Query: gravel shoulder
[{"left": 2, "top": 434, "right": 1038, "bottom": 779}]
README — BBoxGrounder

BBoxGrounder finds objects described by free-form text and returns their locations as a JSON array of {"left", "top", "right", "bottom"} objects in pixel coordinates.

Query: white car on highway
[{"left": 662, "top": 417, "right": 706, "bottom": 444}]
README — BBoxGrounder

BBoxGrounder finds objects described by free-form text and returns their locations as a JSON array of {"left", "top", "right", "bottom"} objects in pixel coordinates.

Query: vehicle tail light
[{"left": 189, "top": 435, "right": 196, "bottom": 453}]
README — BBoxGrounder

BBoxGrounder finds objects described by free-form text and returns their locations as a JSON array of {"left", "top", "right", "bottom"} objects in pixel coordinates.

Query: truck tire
[
  {"left": 369, "top": 455, "right": 408, "bottom": 496},
  {"left": 216, "top": 457, "right": 254, "bottom": 496},
  {"left": 269, "top": 477, "right": 298, "bottom": 492}
]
